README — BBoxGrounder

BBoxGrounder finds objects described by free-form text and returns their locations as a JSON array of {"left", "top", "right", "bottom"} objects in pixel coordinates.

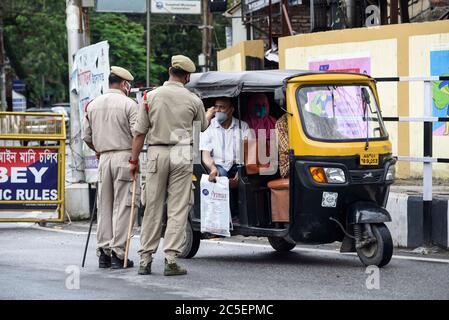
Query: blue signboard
[
  {"left": 12, "top": 80, "right": 26, "bottom": 112},
  {"left": 0, "top": 147, "right": 59, "bottom": 211}
]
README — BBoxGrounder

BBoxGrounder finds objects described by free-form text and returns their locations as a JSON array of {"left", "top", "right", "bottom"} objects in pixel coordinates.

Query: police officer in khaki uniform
[
  {"left": 83, "top": 66, "right": 139, "bottom": 269},
  {"left": 130, "top": 55, "right": 215, "bottom": 276}
]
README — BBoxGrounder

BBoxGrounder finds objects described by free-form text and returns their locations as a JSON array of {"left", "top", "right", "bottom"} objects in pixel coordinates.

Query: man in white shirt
[{"left": 200, "top": 97, "right": 253, "bottom": 184}]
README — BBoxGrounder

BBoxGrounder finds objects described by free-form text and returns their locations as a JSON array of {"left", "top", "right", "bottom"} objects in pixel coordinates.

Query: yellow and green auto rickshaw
[{"left": 180, "top": 70, "right": 395, "bottom": 267}]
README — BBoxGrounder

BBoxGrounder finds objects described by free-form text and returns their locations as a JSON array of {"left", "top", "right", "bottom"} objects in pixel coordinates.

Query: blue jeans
[
  {"left": 216, "top": 164, "right": 238, "bottom": 178},
  {"left": 215, "top": 164, "right": 239, "bottom": 217}
]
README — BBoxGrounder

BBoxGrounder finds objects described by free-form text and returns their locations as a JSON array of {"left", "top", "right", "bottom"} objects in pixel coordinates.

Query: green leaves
[
  {"left": 3, "top": 1, "right": 224, "bottom": 107},
  {"left": 4, "top": 0, "right": 68, "bottom": 107},
  {"left": 91, "top": 12, "right": 151, "bottom": 85}
]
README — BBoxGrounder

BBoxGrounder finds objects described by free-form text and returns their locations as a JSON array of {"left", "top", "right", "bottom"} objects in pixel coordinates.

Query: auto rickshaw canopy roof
[{"left": 187, "top": 70, "right": 315, "bottom": 99}]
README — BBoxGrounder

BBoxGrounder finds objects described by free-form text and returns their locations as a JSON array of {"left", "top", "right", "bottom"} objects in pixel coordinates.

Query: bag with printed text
[{"left": 200, "top": 174, "right": 231, "bottom": 237}]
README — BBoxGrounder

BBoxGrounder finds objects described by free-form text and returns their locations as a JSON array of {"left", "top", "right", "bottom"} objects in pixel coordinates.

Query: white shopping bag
[{"left": 200, "top": 174, "right": 231, "bottom": 237}]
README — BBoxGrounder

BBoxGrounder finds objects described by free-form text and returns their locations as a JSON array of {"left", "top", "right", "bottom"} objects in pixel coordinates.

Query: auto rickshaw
[{"left": 180, "top": 70, "right": 395, "bottom": 267}]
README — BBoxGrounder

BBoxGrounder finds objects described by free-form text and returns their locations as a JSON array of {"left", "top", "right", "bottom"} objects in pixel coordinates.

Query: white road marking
[
  {"left": 31, "top": 225, "right": 449, "bottom": 264},
  {"left": 33, "top": 225, "right": 94, "bottom": 235},
  {"left": 0, "top": 223, "right": 34, "bottom": 229},
  {"left": 204, "top": 240, "right": 449, "bottom": 264}
]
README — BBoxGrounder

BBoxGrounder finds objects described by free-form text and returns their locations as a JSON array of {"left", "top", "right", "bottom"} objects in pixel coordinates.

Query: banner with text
[
  {"left": 0, "top": 147, "right": 60, "bottom": 219},
  {"left": 72, "top": 41, "right": 110, "bottom": 183}
]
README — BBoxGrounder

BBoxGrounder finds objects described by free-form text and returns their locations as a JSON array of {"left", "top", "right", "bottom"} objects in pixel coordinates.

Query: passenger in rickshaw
[
  {"left": 244, "top": 93, "right": 277, "bottom": 152},
  {"left": 200, "top": 97, "right": 252, "bottom": 181},
  {"left": 200, "top": 97, "right": 253, "bottom": 221}
]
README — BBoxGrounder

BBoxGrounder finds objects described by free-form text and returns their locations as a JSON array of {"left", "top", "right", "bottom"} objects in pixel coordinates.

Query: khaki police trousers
[
  {"left": 96, "top": 150, "right": 140, "bottom": 259},
  {"left": 138, "top": 146, "right": 192, "bottom": 266}
]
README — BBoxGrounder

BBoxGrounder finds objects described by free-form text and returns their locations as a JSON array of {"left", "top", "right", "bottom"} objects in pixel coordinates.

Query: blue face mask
[
  {"left": 215, "top": 112, "right": 228, "bottom": 124},
  {"left": 255, "top": 104, "right": 267, "bottom": 118}
]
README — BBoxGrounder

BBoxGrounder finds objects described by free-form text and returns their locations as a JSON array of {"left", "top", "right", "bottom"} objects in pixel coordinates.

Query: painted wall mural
[{"left": 430, "top": 50, "right": 449, "bottom": 136}]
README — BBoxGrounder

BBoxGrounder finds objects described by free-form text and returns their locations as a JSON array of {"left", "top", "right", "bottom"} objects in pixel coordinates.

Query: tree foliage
[
  {"left": 90, "top": 12, "right": 166, "bottom": 87},
  {"left": 2, "top": 1, "right": 228, "bottom": 107},
  {"left": 3, "top": 0, "right": 68, "bottom": 107}
]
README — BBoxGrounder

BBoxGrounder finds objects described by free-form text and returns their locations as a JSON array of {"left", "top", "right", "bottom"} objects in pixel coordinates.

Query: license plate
[{"left": 360, "top": 153, "right": 379, "bottom": 166}]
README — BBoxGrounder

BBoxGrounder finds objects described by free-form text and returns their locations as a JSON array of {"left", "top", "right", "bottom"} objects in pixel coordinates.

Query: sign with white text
[
  {"left": 151, "top": 0, "right": 201, "bottom": 14},
  {"left": 0, "top": 147, "right": 60, "bottom": 220}
]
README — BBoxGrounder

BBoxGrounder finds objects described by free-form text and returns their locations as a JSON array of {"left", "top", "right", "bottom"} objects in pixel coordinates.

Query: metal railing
[
  {"left": 376, "top": 75, "right": 449, "bottom": 243},
  {"left": 0, "top": 112, "right": 67, "bottom": 222}
]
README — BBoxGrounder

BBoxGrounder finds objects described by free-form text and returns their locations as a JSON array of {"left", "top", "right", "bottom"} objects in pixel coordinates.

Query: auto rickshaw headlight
[
  {"left": 386, "top": 164, "right": 395, "bottom": 181},
  {"left": 323, "top": 168, "right": 346, "bottom": 184},
  {"left": 309, "top": 167, "right": 346, "bottom": 184}
]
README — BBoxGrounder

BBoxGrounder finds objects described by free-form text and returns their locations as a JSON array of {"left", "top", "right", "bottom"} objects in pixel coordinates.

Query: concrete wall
[
  {"left": 65, "top": 183, "right": 90, "bottom": 220},
  {"left": 279, "top": 20, "right": 449, "bottom": 179},
  {"left": 386, "top": 192, "right": 449, "bottom": 249},
  {"left": 230, "top": 7, "right": 247, "bottom": 47},
  {"left": 217, "top": 40, "right": 265, "bottom": 71}
]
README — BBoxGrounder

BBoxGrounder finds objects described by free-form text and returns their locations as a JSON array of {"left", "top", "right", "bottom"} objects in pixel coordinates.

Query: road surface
[{"left": 0, "top": 223, "right": 448, "bottom": 300}]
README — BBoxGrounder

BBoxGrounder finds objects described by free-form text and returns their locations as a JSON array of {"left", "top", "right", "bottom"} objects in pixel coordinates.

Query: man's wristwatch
[{"left": 129, "top": 158, "right": 139, "bottom": 165}]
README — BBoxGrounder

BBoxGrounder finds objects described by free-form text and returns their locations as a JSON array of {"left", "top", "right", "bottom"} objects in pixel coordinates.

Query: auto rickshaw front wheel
[
  {"left": 356, "top": 223, "right": 393, "bottom": 268},
  {"left": 268, "top": 236, "right": 296, "bottom": 252},
  {"left": 179, "top": 219, "right": 201, "bottom": 259}
]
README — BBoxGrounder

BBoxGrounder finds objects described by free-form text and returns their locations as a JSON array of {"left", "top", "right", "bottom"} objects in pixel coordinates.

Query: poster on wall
[
  {"left": 308, "top": 56, "right": 371, "bottom": 76},
  {"left": 72, "top": 41, "right": 110, "bottom": 182},
  {"left": 430, "top": 49, "right": 449, "bottom": 137}
]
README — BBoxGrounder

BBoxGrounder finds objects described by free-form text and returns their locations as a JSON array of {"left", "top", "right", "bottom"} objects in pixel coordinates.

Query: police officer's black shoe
[
  {"left": 98, "top": 248, "right": 111, "bottom": 268},
  {"left": 111, "top": 251, "right": 134, "bottom": 269}
]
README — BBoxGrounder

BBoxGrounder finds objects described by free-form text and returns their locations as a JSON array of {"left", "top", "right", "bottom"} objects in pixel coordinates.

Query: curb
[{"left": 386, "top": 192, "right": 449, "bottom": 249}]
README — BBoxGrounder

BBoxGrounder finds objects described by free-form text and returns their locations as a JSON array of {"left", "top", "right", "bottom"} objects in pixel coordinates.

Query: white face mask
[
  {"left": 215, "top": 112, "right": 228, "bottom": 124},
  {"left": 123, "top": 81, "right": 131, "bottom": 96}
]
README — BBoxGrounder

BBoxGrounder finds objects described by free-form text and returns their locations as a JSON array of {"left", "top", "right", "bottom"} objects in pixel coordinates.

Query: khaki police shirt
[
  {"left": 134, "top": 81, "right": 208, "bottom": 145},
  {"left": 82, "top": 89, "right": 138, "bottom": 153}
]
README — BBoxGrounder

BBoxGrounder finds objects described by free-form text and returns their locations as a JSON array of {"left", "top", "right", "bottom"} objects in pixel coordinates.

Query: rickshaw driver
[{"left": 275, "top": 113, "right": 289, "bottom": 178}]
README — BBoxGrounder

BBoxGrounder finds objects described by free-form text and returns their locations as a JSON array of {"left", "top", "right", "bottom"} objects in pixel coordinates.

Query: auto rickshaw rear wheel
[
  {"left": 268, "top": 236, "right": 296, "bottom": 252},
  {"left": 356, "top": 223, "right": 393, "bottom": 268},
  {"left": 179, "top": 219, "right": 201, "bottom": 259}
]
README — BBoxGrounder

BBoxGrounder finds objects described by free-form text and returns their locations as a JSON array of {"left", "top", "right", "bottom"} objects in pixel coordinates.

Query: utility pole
[
  {"left": 208, "top": 9, "right": 213, "bottom": 70},
  {"left": 146, "top": 0, "right": 151, "bottom": 87},
  {"left": 201, "top": 0, "right": 212, "bottom": 71},
  {"left": 82, "top": 6, "right": 91, "bottom": 46},
  {"left": 0, "top": 10, "right": 7, "bottom": 111},
  {"left": 66, "top": 0, "right": 86, "bottom": 182},
  {"left": 268, "top": 0, "right": 272, "bottom": 47}
]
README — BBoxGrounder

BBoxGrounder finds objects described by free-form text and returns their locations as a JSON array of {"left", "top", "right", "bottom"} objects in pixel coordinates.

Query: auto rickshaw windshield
[{"left": 296, "top": 84, "right": 388, "bottom": 141}]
